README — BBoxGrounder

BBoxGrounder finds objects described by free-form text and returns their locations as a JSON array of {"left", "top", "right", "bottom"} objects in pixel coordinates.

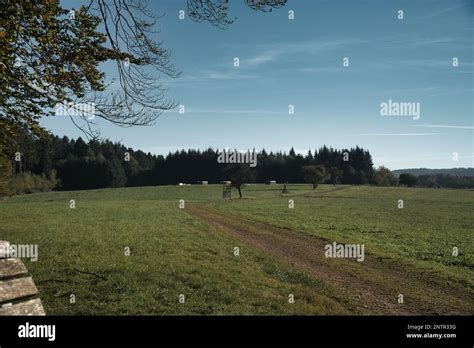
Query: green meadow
[{"left": 0, "top": 184, "right": 472, "bottom": 315}]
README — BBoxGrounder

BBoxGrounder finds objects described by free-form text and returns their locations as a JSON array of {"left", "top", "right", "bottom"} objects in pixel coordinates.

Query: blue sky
[{"left": 43, "top": 0, "right": 473, "bottom": 169}]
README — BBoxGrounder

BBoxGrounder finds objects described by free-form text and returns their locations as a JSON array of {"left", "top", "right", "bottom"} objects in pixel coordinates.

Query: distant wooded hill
[{"left": 392, "top": 168, "right": 474, "bottom": 177}]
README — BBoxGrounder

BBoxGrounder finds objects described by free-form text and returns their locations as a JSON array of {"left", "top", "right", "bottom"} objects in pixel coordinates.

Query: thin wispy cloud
[
  {"left": 236, "top": 39, "right": 368, "bottom": 67},
  {"left": 375, "top": 32, "right": 471, "bottom": 52},
  {"left": 165, "top": 108, "right": 284, "bottom": 115},
  {"left": 297, "top": 66, "right": 346, "bottom": 73},
  {"left": 396, "top": 58, "right": 473, "bottom": 68},
  {"left": 169, "top": 69, "right": 258, "bottom": 83},
  {"left": 414, "top": 124, "right": 474, "bottom": 130},
  {"left": 244, "top": 51, "right": 279, "bottom": 66},
  {"left": 204, "top": 36, "right": 471, "bottom": 79},
  {"left": 293, "top": 58, "right": 472, "bottom": 75},
  {"left": 356, "top": 133, "right": 440, "bottom": 136},
  {"left": 205, "top": 71, "right": 258, "bottom": 80},
  {"left": 416, "top": 3, "right": 468, "bottom": 20},
  {"left": 164, "top": 108, "right": 318, "bottom": 116},
  {"left": 387, "top": 37, "right": 456, "bottom": 48}
]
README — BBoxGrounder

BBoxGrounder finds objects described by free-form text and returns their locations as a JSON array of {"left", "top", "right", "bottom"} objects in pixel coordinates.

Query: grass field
[{"left": 0, "top": 184, "right": 472, "bottom": 315}]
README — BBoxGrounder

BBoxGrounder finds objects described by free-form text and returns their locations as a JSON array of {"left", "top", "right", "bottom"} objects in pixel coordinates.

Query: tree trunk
[
  {"left": 237, "top": 185, "right": 242, "bottom": 198},
  {"left": 312, "top": 182, "right": 317, "bottom": 190}
]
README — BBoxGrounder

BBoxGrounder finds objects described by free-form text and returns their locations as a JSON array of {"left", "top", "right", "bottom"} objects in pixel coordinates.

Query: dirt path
[{"left": 185, "top": 203, "right": 473, "bottom": 315}]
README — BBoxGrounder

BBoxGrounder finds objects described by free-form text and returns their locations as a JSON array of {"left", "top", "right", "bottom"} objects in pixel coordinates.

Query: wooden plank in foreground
[
  {"left": 0, "top": 277, "right": 38, "bottom": 303},
  {"left": 0, "top": 298, "right": 45, "bottom": 316},
  {"left": 0, "top": 258, "right": 28, "bottom": 279}
]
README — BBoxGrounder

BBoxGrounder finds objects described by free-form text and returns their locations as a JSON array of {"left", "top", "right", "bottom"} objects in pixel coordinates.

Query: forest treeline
[{"left": 1, "top": 133, "right": 473, "bottom": 195}]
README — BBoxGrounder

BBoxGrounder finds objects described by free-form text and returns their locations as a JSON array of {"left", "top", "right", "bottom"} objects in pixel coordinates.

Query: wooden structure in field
[
  {"left": 0, "top": 241, "right": 45, "bottom": 315},
  {"left": 222, "top": 183, "right": 232, "bottom": 199}
]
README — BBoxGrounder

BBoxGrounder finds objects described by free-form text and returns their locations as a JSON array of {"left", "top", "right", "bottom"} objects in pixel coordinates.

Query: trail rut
[{"left": 186, "top": 203, "right": 473, "bottom": 315}]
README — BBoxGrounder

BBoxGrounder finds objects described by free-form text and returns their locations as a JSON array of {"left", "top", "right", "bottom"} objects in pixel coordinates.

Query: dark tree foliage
[
  {"left": 302, "top": 165, "right": 326, "bottom": 189},
  {"left": 8, "top": 133, "right": 379, "bottom": 191},
  {"left": 417, "top": 174, "right": 474, "bottom": 189},
  {"left": 328, "top": 166, "right": 343, "bottom": 186},
  {"left": 373, "top": 166, "right": 397, "bottom": 186},
  {"left": 399, "top": 173, "right": 418, "bottom": 187},
  {"left": 5, "top": 133, "right": 473, "bottom": 192},
  {"left": 1, "top": 0, "right": 180, "bottom": 141},
  {"left": 225, "top": 164, "right": 255, "bottom": 198}
]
